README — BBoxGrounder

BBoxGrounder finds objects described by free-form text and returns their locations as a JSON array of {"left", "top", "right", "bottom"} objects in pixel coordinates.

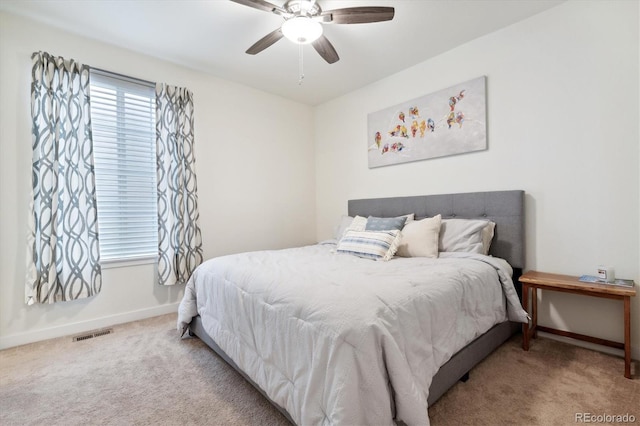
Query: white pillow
[
  {"left": 348, "top": 215, "right": 368, "bottom": 232},
  {"left": 334, "top": 215, "right": 355, "bottom": 241},
  {"left": 439, "top": 218, "right": 495, "bottom": 254},
  {"left": 337, "top": 229, "right": 402, "bottom": 261},
  {"left": 480, "top": 221, "right": 496, "bottom": 255},
  {"left": 400, "top": 213, "right": 415, "bottom": 223},
  {"left": 396, "top": 215, "right": 442, "bottom": 258}
]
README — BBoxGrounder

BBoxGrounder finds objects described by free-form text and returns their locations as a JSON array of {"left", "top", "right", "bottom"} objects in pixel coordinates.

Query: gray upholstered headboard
[{"left": 348, "top": 190, "right": 525, "bottom": 270}]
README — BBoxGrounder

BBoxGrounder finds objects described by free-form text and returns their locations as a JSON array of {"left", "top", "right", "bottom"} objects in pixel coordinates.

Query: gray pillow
[
  {"left": 439, "top": 218, "right": 491, "bottom": 254},
  {"left": 365, "top": 215, "right": 407, "bottom": 231}
]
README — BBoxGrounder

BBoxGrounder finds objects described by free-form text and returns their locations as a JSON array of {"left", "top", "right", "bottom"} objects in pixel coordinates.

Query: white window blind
[{"left": 90, "top": 69, "right": 158, "bottom": 262}]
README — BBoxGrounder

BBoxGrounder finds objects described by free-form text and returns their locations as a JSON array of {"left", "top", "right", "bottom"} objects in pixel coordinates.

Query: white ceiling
[{"left": 0, "top": 0, "right": 564, "bottom": 105}]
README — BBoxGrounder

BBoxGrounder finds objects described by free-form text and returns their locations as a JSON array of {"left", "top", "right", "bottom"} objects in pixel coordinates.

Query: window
[{"left": 90, "top": 69, "right": 158, "bottom": 263}]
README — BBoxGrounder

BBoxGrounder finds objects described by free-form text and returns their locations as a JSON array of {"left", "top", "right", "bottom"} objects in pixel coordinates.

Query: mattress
[{"left": 177, "top": 242, "right": 527, "bottom": 425}]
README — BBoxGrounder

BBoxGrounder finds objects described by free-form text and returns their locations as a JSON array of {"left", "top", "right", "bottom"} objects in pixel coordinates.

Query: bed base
[
  {"left": 427, "top": 320, "right": 519, "bottom": 405},
  {"left": 190, "top": 316, "right": 519, "bottom": 423},
  {"left": 189, "top": 316, "right": 296, "bottom": 424}
]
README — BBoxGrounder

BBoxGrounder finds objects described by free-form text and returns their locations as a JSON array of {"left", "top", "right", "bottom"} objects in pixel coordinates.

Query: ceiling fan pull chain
[{"left": 298, "top": 44, "right": 305, "bottom": 85}]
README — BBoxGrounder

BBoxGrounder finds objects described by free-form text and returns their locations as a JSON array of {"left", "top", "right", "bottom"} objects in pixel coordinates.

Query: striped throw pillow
[{"left": 337, "top": 229, "right": 402, "bottom": 261}]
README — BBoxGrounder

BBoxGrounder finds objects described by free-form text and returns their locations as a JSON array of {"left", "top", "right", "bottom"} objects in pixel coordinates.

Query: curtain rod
[{"left": 91, "top": 67, "right": 156, "bottom": 88}]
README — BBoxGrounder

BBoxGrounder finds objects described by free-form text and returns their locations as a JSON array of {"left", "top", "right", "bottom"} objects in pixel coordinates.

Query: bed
[{"left": 178, "top": 190, "right": 527, "bottom": 425}]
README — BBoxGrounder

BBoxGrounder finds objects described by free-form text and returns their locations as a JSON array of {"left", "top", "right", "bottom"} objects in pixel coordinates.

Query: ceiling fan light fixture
[{"left": 281, "top": 17, "right": 323, "bottom": 44}]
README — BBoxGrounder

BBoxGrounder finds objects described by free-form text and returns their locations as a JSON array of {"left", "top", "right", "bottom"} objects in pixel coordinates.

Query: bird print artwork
[{"left": 367, "top": 76, "right": 486, "bottom": 168}]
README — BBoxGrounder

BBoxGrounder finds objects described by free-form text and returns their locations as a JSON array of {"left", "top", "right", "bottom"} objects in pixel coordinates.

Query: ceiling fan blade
[
  {"left": 229, "top": 0, "right": 286, "bottom": 15},
  {"left": 312, "top": 35, "right": 339, "bottom": 64},
  {"left": 321, "top": 7, "right": 395, "bottom": 24},
  {"left": 246, "top": 28, "right": 284, "bottom": 55}
]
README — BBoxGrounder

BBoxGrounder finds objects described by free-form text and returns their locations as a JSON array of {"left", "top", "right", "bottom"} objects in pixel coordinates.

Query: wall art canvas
[{"left": 367, "top": 76, "right": 487, "bottom": 168}]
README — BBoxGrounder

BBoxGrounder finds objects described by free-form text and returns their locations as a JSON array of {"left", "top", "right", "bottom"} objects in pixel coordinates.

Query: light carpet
[{"left": 0, "top": 313, "right": 637, "bottom": 425}]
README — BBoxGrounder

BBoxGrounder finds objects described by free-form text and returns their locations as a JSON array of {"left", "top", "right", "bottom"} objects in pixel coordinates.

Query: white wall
[
  {"left": 0, "top": 12, "right": 316, "bottom": 348},
  {"left": 315, "top": 1, "right": 640, "bottom": 358}
]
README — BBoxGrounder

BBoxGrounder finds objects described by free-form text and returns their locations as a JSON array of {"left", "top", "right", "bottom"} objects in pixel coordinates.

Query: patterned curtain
[
  {"left": 26, "top": 51, "right": 101, "bottom": 305},
  {"left": 156, "top": 84, "right": 203, "bottom": 286}
]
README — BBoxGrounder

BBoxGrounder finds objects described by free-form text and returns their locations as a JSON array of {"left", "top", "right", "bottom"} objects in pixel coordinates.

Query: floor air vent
[{"left": 72, "top": 328, "right": 113, "bottom": 342}]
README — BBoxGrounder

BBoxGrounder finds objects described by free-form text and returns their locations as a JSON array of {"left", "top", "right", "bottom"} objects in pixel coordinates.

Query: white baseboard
[
  {"left": 0, "top": 303, "right": 180, "bottom": 350},
  {"left": 538, "top": 331, "right": 640, "bottom": 361}
]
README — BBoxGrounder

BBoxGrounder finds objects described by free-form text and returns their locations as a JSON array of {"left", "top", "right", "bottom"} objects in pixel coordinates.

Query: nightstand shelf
[{"left": 519, "top": 270, "right": 636, "bottom": 379}]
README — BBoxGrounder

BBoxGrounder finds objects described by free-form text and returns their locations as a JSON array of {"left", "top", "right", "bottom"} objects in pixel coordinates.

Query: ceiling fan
[{"left": 230, "top": 0, "right": 395, "bottom": 64}]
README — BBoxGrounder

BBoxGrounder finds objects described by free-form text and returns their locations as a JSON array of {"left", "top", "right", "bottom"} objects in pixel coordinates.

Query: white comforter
[{"left": 177, "top": 243, "right": 527, "bottom": 425}]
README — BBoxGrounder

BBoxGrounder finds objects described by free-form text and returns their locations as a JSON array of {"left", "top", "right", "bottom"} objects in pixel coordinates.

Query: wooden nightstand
[{"left": 519, "top": 270, "right": 636, "bottom": 379}]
